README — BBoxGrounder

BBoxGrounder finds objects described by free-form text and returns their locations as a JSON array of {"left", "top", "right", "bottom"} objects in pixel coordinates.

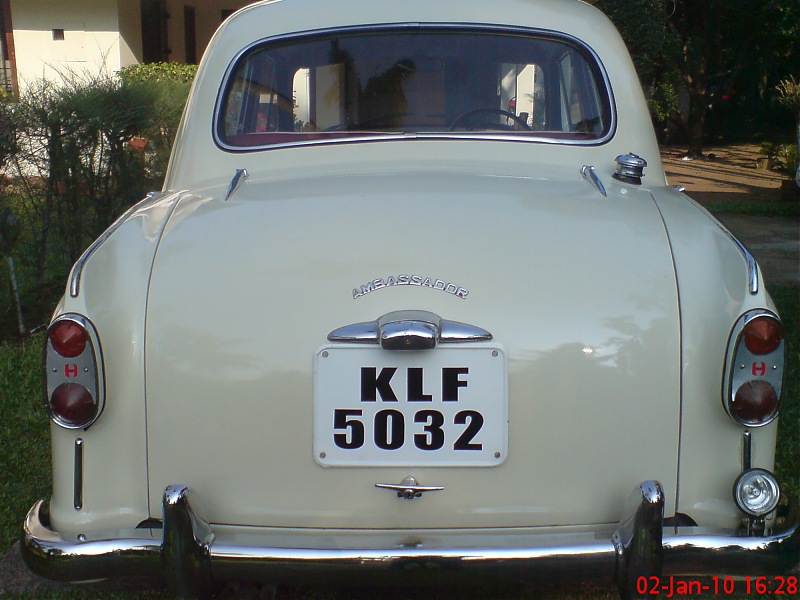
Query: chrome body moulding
[
  {"left": 728, "top": 232, "right": 760, "bottom": 295},
  {"left": 73, "top": 438, "right": 84, "bottom": 511},
  {"left": 68, "top": 191, "right": 176, "bottom": 298},
  {"left": 715, "top": 223, "right": 760, "bottom": 295},
  {"left": 22, "top": 483, "right": 800, "bottom": 599}
]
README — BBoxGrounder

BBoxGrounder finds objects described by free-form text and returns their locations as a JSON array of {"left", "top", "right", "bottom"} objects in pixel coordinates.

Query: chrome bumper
[{"left": 23, "top": 481, "right": 800, "bottom": 600}]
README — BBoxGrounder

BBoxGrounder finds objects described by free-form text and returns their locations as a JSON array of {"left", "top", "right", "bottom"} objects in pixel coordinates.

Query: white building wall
[
  {"left": 10, "top": 0, "right": 253, "bottom": 92},
  {"left": 117, "top": 0, "right": 142, "bottom": 67},
  {"left": 10, "top": 0, "right": 126, "bottom": 90}
]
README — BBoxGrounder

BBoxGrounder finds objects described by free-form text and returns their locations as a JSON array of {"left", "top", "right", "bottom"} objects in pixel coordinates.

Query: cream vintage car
[{"left": 22, "top": 0, "right": 799, "bottom": 598}]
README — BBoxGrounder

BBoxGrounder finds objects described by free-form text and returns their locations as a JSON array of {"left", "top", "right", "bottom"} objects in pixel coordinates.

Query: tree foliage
[{"left": 596, "top": 0, "right": 799, "bottom": 155}]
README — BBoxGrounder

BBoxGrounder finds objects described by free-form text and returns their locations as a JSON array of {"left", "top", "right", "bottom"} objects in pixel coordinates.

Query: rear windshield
[{"left": 217, "top": 27, "right": 613, "bottom": 148}]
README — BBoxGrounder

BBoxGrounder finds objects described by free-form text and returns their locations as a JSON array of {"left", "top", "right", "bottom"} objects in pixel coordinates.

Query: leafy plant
[
  {"left": 776, "top": 76, "right": 800, "bottom": 184},
  {"left": 777, "top": 76, "right": 800, "bottom": 114},
  {"left": 7, "top": 74, "right": 152, "bottom": 279},
  {"left": 118, "top": 62, "right": 197, "bottom": 86},
  {"left": 0, "top": 67, "right": 196, "bottom": 340},
  {"left": 776, "top": 143, "right": 799, "bottom": 175},
  {"left": 648, "top": 78, "right": 679, "bottom": 124},
  {"left": 118, "top": 63, "right": 197, "bottom": 180}
]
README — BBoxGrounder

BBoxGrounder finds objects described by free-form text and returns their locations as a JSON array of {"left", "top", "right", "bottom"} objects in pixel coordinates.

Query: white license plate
[{"left": 313, "top": 345, "right": 507, "bottom": 467}]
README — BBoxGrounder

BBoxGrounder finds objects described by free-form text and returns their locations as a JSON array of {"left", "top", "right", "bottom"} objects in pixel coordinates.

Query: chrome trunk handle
[
  {"left": 327, "top": 310, "right": 492, "bottom": 350},
  {"left": 375, "top": 476, "right": 444, "bottom": 500}
]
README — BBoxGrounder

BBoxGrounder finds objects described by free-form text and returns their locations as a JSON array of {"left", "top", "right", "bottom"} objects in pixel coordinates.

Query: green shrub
[
  {"left": 8, "top": 74, "right": 153, "bottom": 271},
  {"left": 777, "top": 142, "right": 799, "bottom": 174},
  {"left": 0, "top": 66, "right": 195, "bottom": 339},
  {"left": 118, "top": 63, "right": 197, "bottom": 180},
  {"left": 118, "top": 62, "right": 197, "bottom": 86}
]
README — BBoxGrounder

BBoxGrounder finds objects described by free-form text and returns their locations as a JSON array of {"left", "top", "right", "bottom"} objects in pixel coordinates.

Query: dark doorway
[
  {"left": 184, "top": 6, "right": 197, "bottom": 64},
  {"left": 141, "top": 0, "right": 170, "bottom": 63}
]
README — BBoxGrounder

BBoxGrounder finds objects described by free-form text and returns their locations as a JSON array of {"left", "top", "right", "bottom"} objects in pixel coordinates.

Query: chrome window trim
[{"left": 213, "top": 23, "right": 617, "bottom": 153}]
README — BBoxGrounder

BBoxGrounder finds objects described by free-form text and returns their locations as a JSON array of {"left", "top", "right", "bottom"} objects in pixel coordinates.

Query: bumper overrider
[{"left": 22, "top": 481, "right": 800, "bottom": 600}]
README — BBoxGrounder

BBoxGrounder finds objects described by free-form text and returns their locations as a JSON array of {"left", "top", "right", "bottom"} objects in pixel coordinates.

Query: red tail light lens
[
  {"left": 743, "top": 316, "right": 782, "bottom": 355},
  {"left": 48, "top": 320, "right": 88, "bottom": 357},
  {"left": 731, "top": 380, "right": 779, "bottom": 425},
  {"left": 49, "top": 383, "right": 97, "bottom": 428}
]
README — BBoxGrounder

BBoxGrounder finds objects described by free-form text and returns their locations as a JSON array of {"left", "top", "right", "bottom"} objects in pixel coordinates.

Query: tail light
[
  {"left": 724, "top": 311, "right": 784, "bottom": 427},
  {"left": 44, "top": 315, "right": 104, "bottom": 429},
  {"left": 743, "top": 316, "right": 782, "bottom": 355}
]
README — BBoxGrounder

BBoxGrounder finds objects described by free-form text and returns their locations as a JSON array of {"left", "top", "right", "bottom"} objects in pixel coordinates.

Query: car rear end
[{"left": 22, "top": 0, "right": 799, "bottom": 597}]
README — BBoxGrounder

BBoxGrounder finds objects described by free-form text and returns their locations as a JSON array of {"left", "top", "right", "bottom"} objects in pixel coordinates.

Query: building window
[
  {"left": 184, "top": 6, "right": 197, "bottom": 64},
  {"left": 141, "top": 0, "right": 170, "bottom": 63}
]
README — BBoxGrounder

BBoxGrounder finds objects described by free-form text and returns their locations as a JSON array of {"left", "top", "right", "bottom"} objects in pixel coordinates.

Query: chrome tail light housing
[
  {"left": 44, "top": 315, "right": 105, "bottom": 429},
  {"left": 723, "top": 311, "right": 784, "bottom": 427}
]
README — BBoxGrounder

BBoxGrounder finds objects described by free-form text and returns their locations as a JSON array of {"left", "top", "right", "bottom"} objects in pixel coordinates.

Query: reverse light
[
  {"left": 724, "top": 311, "right": 784, "bottom": 427},
  {"left": 44, "top": 315, "right": 104, "bottom": 430},
  {"left": 733, "top": 468, "right": 781, "bottom": 517}
]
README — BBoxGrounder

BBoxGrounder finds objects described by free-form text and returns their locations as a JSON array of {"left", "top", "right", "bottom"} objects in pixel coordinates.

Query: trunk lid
[{"left": 145, "top": 165, "right": 680, "bottom": 529}]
